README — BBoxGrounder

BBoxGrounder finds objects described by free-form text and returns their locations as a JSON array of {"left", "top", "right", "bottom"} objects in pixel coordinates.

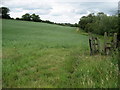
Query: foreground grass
[{"left": 2, "top": 19, "right": 118, "bottom": 88}]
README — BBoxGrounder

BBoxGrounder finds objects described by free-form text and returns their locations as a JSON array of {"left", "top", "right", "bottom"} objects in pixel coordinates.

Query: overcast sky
[{"left": 1, "top": 0, "right": 119, "bottom": 24}]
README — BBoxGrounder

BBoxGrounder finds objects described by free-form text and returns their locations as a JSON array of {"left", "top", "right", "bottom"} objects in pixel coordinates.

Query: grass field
[{"left": 2, "top": 19, "right": 118, "bottom": 88}]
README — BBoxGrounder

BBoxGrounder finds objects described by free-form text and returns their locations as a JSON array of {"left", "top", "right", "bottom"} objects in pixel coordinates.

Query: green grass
[{"left": 2, "top": 19, "right": 118, "bottom": 88}]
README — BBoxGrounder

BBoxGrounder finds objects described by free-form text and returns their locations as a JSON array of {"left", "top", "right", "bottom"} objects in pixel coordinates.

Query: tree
[
  {"left": 74, "top": 23, "right": 78, "bottom": 27},
  {"left": 16, "top": 17, "right": 20, "bottom": 20},
  {"left": 0, "top": 7, "right": 11, "bottom": 19},
  {"left": 22, "top": 13, "right": 31, "bottom": 21},
  {"left": 31, "top": 13, "right": 41, "bottom": 22},
  {"left": 118, "top": 13, "right": 120, "bottom": 48},
  {"left": 78, "top": 12, "right": 118, "bottom": 35}
]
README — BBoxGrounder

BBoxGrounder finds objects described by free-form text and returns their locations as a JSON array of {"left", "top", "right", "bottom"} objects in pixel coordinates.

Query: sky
[{"left": 1, "top": 0, "right": 119, "bottom": 24}]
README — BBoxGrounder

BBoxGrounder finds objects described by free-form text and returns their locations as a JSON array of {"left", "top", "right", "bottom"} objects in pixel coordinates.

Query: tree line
[
  {"left": 17, "top": 13, "right": 78, "bottom": 27},
  {"left": 78, "top": 12, "right": 118, "bottom": 35},
  {"left": 0, "top": 7, "right": 119, "bottom": 35},
  {"left": 0, "top": 7, "right": 11, "bottom": 19},
  {"left": 0, "top": 7, "right": 77, "bottom": 27}
]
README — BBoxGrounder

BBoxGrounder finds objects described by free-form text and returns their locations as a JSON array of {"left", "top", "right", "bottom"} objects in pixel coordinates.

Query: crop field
[{"left": 2, "top": 19, "right": 118, "bottom": 88}]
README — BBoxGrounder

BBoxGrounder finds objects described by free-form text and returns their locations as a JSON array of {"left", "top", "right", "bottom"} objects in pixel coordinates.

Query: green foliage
[
  {"left": 31, "top": 13, "right": 41, "bottom": 22},
  {"left": 21, "top": 13, "right": 41, "bottom": 22},
  {"left": 79, "top": 12, "right": 118, "bottom": 35},
  {"left": 22, "top": 13, "right": 31, "bottom": 21},
  {"left": 0, "top": 7, "right": 11, "bottom": 19}
]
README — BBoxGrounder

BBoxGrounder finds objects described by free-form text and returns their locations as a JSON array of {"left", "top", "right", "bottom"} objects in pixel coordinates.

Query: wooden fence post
[
  {"left": 113, "top": 33, "right": 117, "bottom": 50},
  {"left": 103, "top": 32, "right": 117, "bottom": 55},
  {"left": 96, "top": 37, "right": 100, "bottom": 53},
  {"left": 89, "top": 33, "right": 100, "bottom": 55},
  {"left": 89, "top": 32, "right": 117, "bottom": 55},
  {"left": 104, "top": 32, "right": 107, "bottom": 54},
  {"left": 89, "top": 33, "right": 93, "bottom": 55},
  {"left": 104, "top": 32, "right": 111, "bottom": 55}
]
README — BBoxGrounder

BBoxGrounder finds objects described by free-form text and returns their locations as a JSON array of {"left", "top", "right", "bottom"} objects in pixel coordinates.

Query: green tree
[
  {"left": 22, "top": 13, "right": 31, "bottom": 21},
  {"left": 31, "top": 13, "right": 41, "bottom": 22},
  {"left": 0, "top": 7, "right": 11, "bottom": 19},
  {"left": 78, "top": 12, "right": 118, "bottom": 35}
]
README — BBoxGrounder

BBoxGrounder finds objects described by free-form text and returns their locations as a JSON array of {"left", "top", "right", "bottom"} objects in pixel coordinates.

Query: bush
[{"left": 78, "top": 12, "right": 118, "bottom": 35}]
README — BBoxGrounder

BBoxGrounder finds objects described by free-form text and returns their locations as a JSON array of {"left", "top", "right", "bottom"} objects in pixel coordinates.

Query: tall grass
[{"left": 2, "top": 19, "right": 118, "bottom": 88}]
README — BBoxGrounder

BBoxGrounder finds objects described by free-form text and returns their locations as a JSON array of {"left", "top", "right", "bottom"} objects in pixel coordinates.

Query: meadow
[{"left": 2, "top": 19, "right": 118, "bottom": 88}]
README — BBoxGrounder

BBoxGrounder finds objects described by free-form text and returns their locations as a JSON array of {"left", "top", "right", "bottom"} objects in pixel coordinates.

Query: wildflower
[
  {"left": 101, "top": 79, "right": 104, "bottom": 85},
  {"left": 90, "top": 79, "right": 93, "bottom": 84},
  {"left": 106, "top": 77, "right": 108, "bottom": 81},
  {"left": 83, "top": 81, "right": 84, "bottom": 85},
  {"left": 87, "top": 70, "right": 89, "bottom": 73},
  {"left": 86, "top": 57, "right": 88, "bottom": 59},
  {"left": 81, "top": 69, "right": 82, "bottom": 71}
]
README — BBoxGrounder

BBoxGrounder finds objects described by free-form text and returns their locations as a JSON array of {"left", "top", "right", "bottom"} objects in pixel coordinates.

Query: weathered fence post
[
  {"left": 104, "top": 32, "right": 112, "bottom": 55},
  {"left": 103, "top": 32, "right": 117, "bottom": 55},
  {"left": 96, "top": 37, "right": 100, "bottom": 53},
  {"left": 104, "top": 32, "right": 107, "bottom": 54},
  {"left": 89, "top": 32, "right": 117, "bottom": 56},
  {"left": 89, "top": 33, "right": 93, "bottom": 55},
  {"left": 113, "top": 33, "right": 117, "bottom": 50},
  {"left": 89, "top": 33, "right": 100, "bottom": 55}
]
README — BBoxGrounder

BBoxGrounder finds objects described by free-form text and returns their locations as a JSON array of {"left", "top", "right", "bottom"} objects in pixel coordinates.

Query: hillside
[
  {"left": 3, "top": 19, "right": 89, "bottom": 48},
  {"left": 2, "top": 19, "right": 118, "bottom": 88}
]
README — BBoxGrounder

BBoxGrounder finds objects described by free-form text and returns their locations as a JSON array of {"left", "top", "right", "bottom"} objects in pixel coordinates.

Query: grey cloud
[
  {"left": 1, "top": 0, "right": 118, "bottom": 23},
  {"left": 74, "top": 9, "right": 88, "bottom": 14},
  {"left": 70, "top": 2, "right": 117, "bottom": 15},
  {"left": 50, "top": 13, "right": 61, "bottom": 16}
]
